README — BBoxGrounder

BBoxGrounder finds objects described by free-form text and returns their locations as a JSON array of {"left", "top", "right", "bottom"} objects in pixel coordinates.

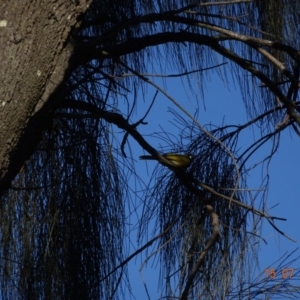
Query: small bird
[{"left": 139, "top": 153, "right": 193, "bottom": 168}]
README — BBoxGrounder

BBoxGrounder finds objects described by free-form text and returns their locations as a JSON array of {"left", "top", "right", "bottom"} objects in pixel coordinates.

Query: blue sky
[{"left": 121, "top": 66, "right": 300, "bottom": 299}]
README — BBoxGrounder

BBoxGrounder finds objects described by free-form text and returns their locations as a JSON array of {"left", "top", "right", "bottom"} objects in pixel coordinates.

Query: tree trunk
[{"left": 0, "top": 0, "right": 92, "bottom": 196}]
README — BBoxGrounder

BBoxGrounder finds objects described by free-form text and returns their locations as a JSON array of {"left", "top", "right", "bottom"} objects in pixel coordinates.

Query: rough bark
[{"left": 0, "top": 0, "right": 92, "bottom": 196}]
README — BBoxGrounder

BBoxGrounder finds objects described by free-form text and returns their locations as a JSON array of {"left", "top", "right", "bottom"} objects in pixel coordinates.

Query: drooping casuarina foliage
[{"left": 0, "top": 0, "right": 299, "bottom": 299}]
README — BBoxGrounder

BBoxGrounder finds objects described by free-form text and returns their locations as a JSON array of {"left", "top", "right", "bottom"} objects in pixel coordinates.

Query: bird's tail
[{"left": 139, "top": 155, "right": 156, "bottom": 160}]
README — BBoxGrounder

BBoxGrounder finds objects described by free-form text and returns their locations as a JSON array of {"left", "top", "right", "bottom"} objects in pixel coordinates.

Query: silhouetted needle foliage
[{"left": 1, "top": 0, "right": 300, "bottom": 299}]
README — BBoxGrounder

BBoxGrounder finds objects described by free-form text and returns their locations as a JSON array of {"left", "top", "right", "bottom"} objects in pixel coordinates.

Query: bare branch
[{"left": 180, "top": 205, "right": 220, "bottom": 300}]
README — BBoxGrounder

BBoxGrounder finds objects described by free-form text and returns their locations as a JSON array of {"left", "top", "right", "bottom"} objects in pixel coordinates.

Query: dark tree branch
[
  {"left": 73, "top": 31, "right": 300, "bottom": 128},
  {"left": 59, "top": 99, "right": 185, "bottom": 168},
  {"left": 181, "top": 205, "right": 220, "bottom": 300}
]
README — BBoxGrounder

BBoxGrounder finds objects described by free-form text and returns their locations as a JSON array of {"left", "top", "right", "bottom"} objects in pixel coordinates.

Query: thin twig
[
  {"left": 118, "top": 60, "right": 241, "bottom": 210},
  {"left": 180, "top": 205, "right": 220, "bottom": 300}
]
